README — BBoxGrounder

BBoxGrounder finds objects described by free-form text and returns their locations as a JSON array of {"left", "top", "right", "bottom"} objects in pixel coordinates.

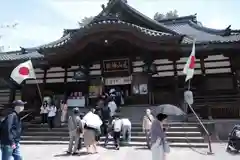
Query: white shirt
[
  {"left": 40, "top": 105, "right": 48, "bottom": 114},
  {"left": 121, "top": 118, "right": 131, "bottom": 127},
  {"left": 112, "top": 119, "right": 122, "bottom": 132},
  {"left": 47, "top": 105, "right": 57, "bottom": 117},
  {"left": 108, "top": 101, "right": 117, "bottom": 117}
]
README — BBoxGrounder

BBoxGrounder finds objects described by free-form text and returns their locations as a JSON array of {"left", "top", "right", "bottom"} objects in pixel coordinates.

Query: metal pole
[
  {"left": 186, "top": 80, "right": 213, "bottom": 154},
  {"left": 187, "top": 103, "right": 214, "bottom": 155}
]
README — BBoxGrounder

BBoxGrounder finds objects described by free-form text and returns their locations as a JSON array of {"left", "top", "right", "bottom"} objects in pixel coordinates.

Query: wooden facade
[{"left": 1, "top": 0, "right": 240, "bottom": 119}]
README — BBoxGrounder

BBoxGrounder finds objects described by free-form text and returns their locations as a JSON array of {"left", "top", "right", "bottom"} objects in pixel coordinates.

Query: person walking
[
  {"left": 0, "top": 100, "right": 26, "bottom": 160},
  {"left": 151, "top": 113, "right": 169, "bottom": 160},
  {"left": 46, "top": 103, "right": 57, "bottom": 130},
  {"left": 40, "top": 101, "right": 49, "bottom": 125},
  {"left": 112, "top": 114, "right": 122, "bottom": 150},
  {"left": 142, "top": 109, "right": 154, "bottom": 149},
  {"left": 67, "top": 108, "right": 83, "bottom": 155},
  {"left": 121, "top": 118, "right": 131, "bottom": 144},
  {"left": 83, "top": 108, "right": 101, "bottom": 154}
]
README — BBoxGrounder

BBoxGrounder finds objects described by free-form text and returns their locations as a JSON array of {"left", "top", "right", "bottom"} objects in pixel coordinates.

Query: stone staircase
[{"left": 21, "top": 122, "right": 208, "bottom": 148}]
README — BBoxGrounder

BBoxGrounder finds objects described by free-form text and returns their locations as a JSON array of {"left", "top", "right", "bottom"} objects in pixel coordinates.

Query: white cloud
[
  {"left": 1, "top": 0, "right": 239, "bottom": 52},
  {"left": 0, "top": 23, "right": 62, "bottom": 51}
]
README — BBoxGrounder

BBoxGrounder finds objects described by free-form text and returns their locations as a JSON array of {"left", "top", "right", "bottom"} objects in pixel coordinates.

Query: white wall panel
[
  {"left": 204, "top": 61, "right": 230, "bottom": 68},
  {"left": 132, "top": 61, "right": 144, "bottom": 66},
  {"left": 133, "top": 67, "right": 143, "bottom": 72},
  {"left": 46, "top": 78, "right": 64, "bottom": 83},
  {"left": 47, "top": 67, "right": 64, "bottom": 72},
  {"left": 89, "top": 70, "right": 101, "bottom": 75},
  {"left": 205, "top": 68, "right": 231, "bottom": 74},
  {"left": 153, "top": 71, "right": 174, "bottom": 77},
  {"left": 205, "top": 55, "right": 228, "bottom": 61},
  {"left": 26, "top": 79, "right": 43, "bottom": 84},
  {"left": 46, "top": 72, "right": 65, "bottom": 78}
]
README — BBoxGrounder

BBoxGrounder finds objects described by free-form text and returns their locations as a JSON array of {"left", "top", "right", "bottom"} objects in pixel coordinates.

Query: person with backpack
[
  {"left": 67, "top": 107, "right": 82, "bottom": 155},
  {"left": 0, "top": 100, "right": 26, "bottom": 160},
  {"left": 142, "top": 109, "right": 154, "bottom": 149},
  {"left": 111, "top": 114, "right": 122, "bottom": 150},
  {"left": 100, "top": 100, "right": 111, "bottom": 146}
]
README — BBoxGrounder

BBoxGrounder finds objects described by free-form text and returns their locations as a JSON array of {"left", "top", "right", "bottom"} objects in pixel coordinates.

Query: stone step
[
  {"left": 20, "top": 140, "right": 208, "bottom": 148},
  {"left": 23, "top": 131, "right": 202, "bottom": 137},
  {"left": 25, "top": 126, "right": 200, "bottom": 132},
  {"left": 21, "top": 136, "right": 204, "bottom": 143},
  {"left": 24, "top": 122, "right": 201, "bottom": 128}
]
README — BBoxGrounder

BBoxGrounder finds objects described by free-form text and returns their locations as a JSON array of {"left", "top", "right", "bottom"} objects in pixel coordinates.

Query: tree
[
  {"left": 78, "top": 16, "right": 94, "bottom": 27},
  {"left": 154, "top": 10, "right": 179, "bottom": 21}
]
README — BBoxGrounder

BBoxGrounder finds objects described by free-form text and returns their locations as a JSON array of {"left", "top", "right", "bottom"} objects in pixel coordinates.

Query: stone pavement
[{"left": 20, "top": 143, "right": 239, "bottom": 160}]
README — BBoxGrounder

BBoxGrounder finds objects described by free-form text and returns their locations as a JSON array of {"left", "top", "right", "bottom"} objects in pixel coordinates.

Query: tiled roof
[
  {"left": 0, "top": 50, "right": 44, "bottom": 61},
  {"left": 158, "top": 16, "right": 240, "bottom": 43},
  {"left": 35, "top": 20, "right": 175, "bottom": 49}
]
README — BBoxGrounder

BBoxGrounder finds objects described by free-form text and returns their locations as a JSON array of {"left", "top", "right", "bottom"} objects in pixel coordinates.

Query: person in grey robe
[
  {"left": 67, "top": 107, "right": 82, "bottom": 155},
  {"left": 150, "top": 113, "right": 168, "bottom": 160}
]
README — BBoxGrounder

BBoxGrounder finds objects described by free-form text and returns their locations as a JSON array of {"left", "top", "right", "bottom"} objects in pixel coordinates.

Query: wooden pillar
[
  {"left": 172, "top": 60, "right": 179, "bottom": 104},
  {"left": 229, "top": 56, "right": 238, "bottom": 92},
  {"left": 200, "top": 56, "right": 211, "bottom": 119},
  {"left": 9, "top": 88, "right": 16, "bottom": 103},
  {"left": 63, "top": 66, "right": 68, "bottom": 102}
]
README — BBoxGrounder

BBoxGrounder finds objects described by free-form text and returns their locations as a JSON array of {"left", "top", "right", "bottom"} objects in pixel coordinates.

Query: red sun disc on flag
[
  {"left": 189, "top": 56, "right": 195, "bottom": 69},
  {"left": 19, "top": 67, "right": 29, "bottom": 75}
]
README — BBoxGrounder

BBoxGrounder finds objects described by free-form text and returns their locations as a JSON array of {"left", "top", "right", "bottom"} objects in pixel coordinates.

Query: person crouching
[
  {"left": 121, "top": 118, "right": 131, "bottom": 144},
  {"left": 112, "top": 114, "right": 122, "bottom": 150}
]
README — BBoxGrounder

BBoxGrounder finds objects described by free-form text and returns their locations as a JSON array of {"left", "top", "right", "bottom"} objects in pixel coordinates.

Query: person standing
[
  {"left": 47, "top": 103, "right": 57, "bottom": 130},
  {"left": 151, "top": 113, "right": 169, "bottom": 160},
  {"left": 107, "top": 96, "right": 117, "bottom": 118},
  {"left": 67, "top": 108, "right": 82, "bottom": 155},
  {"left": 40, "top": 101, "right": 49, "bottom": 125},
  {"left": 112, "top": 114, "right": 122, "bottom": 150},
  {"left": 60, "top": 101, "right": 68, "bottom": 126},
  {"left": 121, "top": 118, "right": 131, "bottom": 144},
  {"left": 0, "top": 100, "right": 26, "bottom": 160},
  {"left": 142, "top": 109, "right": 154, "bottom": 149}
]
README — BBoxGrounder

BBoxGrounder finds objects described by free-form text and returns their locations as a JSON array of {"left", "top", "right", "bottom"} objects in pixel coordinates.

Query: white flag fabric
[
  {"left": 183, "top": 41, "right": 196, "bottom": 82},
  {"left": 10, "top": 60, "right": 36, "bottom": 84}
]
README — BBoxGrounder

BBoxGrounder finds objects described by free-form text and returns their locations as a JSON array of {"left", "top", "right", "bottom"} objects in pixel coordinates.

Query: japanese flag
[
  {"left": 183, "top": 41, "right": 196, "bottom": 82},
  {"left": 10, "top": 60, "right": 36, "bottom": 84}
]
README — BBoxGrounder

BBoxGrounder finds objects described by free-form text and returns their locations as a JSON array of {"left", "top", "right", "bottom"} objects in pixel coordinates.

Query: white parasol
[{"left": 83, "top": 111, "right": 102, "bottom": 129}]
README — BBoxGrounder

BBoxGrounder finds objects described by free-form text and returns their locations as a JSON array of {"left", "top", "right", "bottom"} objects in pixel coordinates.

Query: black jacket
[{"left": 0, "top": 111, "right": 22, "bottom": 145}]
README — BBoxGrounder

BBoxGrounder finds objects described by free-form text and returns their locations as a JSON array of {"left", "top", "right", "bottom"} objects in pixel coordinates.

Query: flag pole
[{"left": 29, "top": 58, "right": 43, "bottom": 104}]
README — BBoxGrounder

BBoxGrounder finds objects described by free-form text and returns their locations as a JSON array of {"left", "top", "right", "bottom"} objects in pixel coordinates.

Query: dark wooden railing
[{"left": 193, "top": 94, "right": 240, "bottom": 119}]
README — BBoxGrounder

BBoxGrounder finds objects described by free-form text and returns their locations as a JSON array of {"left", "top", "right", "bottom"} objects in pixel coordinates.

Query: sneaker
[
  {"left": 66, "top": 151, "right": 71, "bottom": 155},
  {"left": 72, "top": 152, "right": 78, "bottom": 155}
]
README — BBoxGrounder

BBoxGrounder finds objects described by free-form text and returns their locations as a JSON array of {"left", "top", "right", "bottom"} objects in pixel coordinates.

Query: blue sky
[{"left": 0, "top": 0, "right": 239, "bottom": 51}]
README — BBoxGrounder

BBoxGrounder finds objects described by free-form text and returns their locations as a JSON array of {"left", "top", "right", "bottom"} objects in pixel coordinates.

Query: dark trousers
[
  {"left": 77, "top": 138, "right": 82, "bottom": 150},
  {"left": 113, "top": 131, "right": 121, "bottom": 148},
  {"left": 48, "top": 116, "right": 55, "bottom": 129},
  {"left": 41, "top": 113, "right": 48, "bottom": 124},
  {"left": 101, "top": 120, "right": 110, "bottom": 145}
]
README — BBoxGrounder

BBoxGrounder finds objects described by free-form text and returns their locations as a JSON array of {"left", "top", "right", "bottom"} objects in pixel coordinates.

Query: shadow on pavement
[
  {"left": 134, "top": 147, "right": 150, "bottom": 150},
  {"left": 54, "top": 151, "right": 90, "bottom": 157}
]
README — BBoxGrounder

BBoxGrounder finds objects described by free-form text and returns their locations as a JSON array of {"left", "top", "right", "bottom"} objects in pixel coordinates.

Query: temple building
[{"left": 0, "top": 0, "right": 240, "bottom": 119}]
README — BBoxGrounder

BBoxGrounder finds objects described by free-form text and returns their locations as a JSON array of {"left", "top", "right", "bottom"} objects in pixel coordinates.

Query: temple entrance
[{"left": 104, "top": 76, "right": 132, "bottom": 106}]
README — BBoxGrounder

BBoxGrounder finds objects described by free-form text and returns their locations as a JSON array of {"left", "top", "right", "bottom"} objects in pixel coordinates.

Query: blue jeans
[{"left": 1, "top": 143, "right": 22, "bottom": 160}]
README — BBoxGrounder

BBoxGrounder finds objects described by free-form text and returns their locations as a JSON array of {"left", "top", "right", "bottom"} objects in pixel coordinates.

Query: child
[{"left": 112, "top": 114, "right": 122, "bottom": 150}]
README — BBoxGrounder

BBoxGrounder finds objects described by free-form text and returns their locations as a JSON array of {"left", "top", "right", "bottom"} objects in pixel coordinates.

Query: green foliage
[{"left": 154, "top": 10, "right": 179, "bottom": 21}]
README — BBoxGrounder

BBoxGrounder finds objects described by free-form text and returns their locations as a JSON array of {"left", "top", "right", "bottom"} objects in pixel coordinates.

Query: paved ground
[{"left": 18, "top": 143, "right": 239, "bottom": 160}]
